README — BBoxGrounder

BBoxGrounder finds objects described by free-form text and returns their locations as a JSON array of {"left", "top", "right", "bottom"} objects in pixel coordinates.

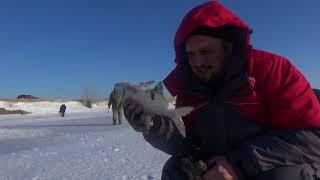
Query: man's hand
[
  {"left": 203, "top": 156, "right": 239, "bottom": 180},
  {"left": 123, "top": 98, "right": 153, "bottom": 132}
]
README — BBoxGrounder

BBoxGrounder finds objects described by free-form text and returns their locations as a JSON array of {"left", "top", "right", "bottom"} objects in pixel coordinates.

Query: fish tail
[
  {"left": 173, "top": 106, "right": 194, "bottom": 117},
  {"left": 167, "top": 106, "right": 193, "bottom": 138},
  {"left": 171, "top": 116, "right": 186, "bottom": 138}
]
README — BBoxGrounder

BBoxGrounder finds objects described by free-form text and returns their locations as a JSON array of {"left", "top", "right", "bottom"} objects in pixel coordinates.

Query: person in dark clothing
[
  {"left": 108, "top": 86, "right": 125, "bottom": 125},
  {"left": 123, "top": 1, "right": 320, "bottom": 180},
  {"left": 59, "top": 104, "right": 66, "bottom": 117}
]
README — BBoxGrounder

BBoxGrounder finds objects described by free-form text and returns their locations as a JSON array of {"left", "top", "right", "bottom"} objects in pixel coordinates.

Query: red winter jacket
[{"left": 163, "top": 1, "right": 320, "bottom": 129}]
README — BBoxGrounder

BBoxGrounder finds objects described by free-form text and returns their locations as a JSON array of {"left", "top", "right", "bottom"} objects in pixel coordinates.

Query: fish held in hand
[{"left": 114, "top": 81, "right": 193, "bottom": 137}]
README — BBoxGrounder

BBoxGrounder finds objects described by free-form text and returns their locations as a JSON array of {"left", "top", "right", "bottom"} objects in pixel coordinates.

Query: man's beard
[{"left": 194, "top": 65, "right": 223, "bottom": 83}]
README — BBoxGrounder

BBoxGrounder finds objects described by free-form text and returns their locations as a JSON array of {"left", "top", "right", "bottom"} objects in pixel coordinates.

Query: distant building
[{"left": 16, "top": 94, "right": 39, "bottom": 100}]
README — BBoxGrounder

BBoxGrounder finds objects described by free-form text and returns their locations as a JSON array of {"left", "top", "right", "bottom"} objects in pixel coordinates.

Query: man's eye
[
  {"left": 200, "top": 49, "right": 211, "bottom": 55},
  {"left": 187, "top": 52, "right": 195, "bottom": 59}
]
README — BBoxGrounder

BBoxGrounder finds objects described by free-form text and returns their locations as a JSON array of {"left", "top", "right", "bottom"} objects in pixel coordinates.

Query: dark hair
[
  {"left": 181, "top": 25, "right": 247, "bottom": 62},
  {"left": 188, "top": 25, "right": 246, "bottom": 43}
]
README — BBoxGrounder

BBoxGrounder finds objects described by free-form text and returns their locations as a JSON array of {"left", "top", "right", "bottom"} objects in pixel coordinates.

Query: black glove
[
  {"left": 124, "top": 98, "right": 187, "bottom": 155},
  {"left": 161, "top": 155, "right": 207, "bottom": 180}
]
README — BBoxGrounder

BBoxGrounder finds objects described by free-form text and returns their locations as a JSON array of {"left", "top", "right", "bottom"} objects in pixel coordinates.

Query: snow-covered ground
[
  {"left": 0, "top": 101, "right": 170, "bottom": 180},
  {"left": 0, "top": 100, "right": 107, "bottom": 115}
]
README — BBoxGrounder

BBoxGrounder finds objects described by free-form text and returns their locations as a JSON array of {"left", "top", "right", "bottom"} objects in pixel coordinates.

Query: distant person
[
  {"left": 108, "top": 86, "right": 125, "bottom": 125},
  {"left": 59, "top": 104, "right": 66, "bottom": 117}
]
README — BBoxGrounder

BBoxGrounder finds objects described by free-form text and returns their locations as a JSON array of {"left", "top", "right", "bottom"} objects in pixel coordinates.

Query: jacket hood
[{"left": 164, "top": 1, "right": 252, "bottom": 96}]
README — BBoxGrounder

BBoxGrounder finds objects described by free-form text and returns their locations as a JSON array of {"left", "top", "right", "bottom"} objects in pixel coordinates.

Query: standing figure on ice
[
  {"left": 59, "top": 104, "right": 66, "bottom": 117},
  {"left": 108, "top": 85, "right": 125, "bottom": 125}
]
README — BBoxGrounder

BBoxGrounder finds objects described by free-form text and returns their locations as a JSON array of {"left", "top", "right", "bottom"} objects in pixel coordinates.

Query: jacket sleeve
[
  {"left": 262, "top": 55, "right": 320, "bottom": 128},
  {"left": 142, "top": 115, "right": 188, "bottom": 155},
  {"left": 226, "top": 129, "right": 320, "bottom": 178}
]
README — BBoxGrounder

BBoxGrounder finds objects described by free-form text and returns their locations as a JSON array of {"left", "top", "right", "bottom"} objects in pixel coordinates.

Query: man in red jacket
[{"left": 124, "top": 1, "right": 320, "bottom": 180}]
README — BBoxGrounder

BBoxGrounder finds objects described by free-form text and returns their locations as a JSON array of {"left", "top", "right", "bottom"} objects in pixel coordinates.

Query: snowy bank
[{"left": 0, "top": 100, "right": 108, "bottom": 115}]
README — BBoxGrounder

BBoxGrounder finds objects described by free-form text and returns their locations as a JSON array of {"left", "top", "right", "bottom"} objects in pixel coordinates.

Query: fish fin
[
  {"left": 173, "top": 106, "right": 194, "bottom": 117},
  {"left": 172, "top": 96, "right": 177, "bottom": 102},
  {"left": 153, "top": 82, "right": 164, "bottom": 95},
  {"left": 171, "top": 116, "right": 186, "bottom": 138},
  {"left": 142, "top": 80, "right": 155, "bottom": 86},
  {"left": 168, "top": 106, "right": 194, "bottom": 138},
  {"left": 150, "top": 91, "right": 155, "bottom": 100}
]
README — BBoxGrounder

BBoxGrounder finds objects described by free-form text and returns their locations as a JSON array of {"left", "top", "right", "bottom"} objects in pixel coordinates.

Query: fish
[{"left": 113, "top": 81, "right": 194, "bottom": 137}]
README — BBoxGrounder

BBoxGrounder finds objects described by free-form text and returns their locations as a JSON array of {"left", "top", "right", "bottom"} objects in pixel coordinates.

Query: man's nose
[{"left": 192, "top": 54, "right": 206, "bottom": 65}]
